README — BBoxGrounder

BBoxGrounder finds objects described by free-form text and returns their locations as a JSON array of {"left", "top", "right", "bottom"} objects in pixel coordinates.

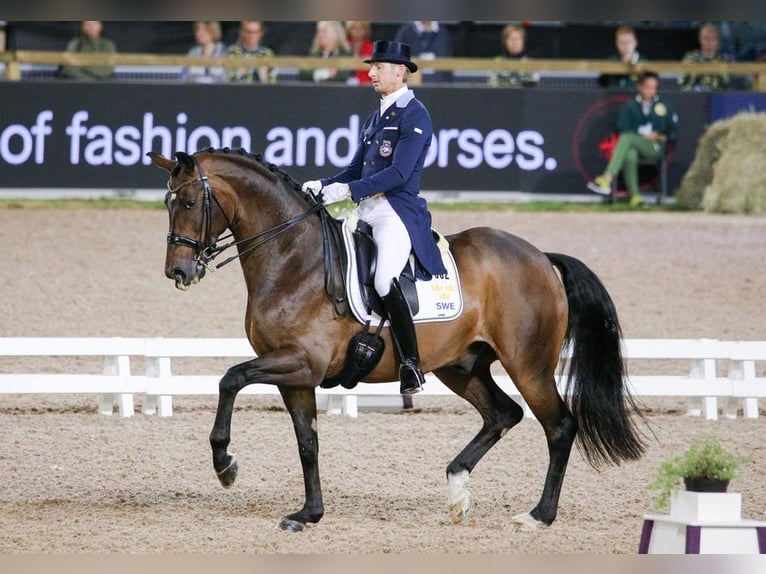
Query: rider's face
[{"left": 368, "top": 62, "right": 406, "bottom": 96}]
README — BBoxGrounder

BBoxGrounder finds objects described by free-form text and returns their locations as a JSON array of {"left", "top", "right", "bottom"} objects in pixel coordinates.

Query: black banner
[{"left": 0, "top": 81, "right": 709, "bottom": 194}]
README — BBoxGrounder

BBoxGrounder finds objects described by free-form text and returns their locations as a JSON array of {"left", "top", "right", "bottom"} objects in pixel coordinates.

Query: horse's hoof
[
  {"left": 511, "top": 512, "right": 548, "bottom": 531},
  {"left": 278, "top": 518, "right": 305, "bottom": 532},
  {"left": 215, "top": 453, "right": 238, "bottom": 488},
  {"left": 449, "top": 492, "right": 473, "bottom": 523}
]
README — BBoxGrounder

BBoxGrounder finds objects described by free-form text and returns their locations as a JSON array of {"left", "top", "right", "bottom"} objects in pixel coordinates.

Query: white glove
[
  {"left": 321, "top": 182, "right": 351, "bottom": 204},
  {"left": 302, "top": 180, "right": 323, "bottom": 194}
]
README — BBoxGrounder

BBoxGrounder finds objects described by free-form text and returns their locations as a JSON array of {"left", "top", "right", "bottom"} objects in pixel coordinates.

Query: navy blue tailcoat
[{"left": 321, "top": 89, "right": 447, "bottom": 279}]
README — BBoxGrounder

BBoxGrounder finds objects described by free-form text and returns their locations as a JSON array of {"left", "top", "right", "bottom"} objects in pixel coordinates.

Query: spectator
[
  {"left": 226, "top": 21, "right": 275, "bottom": 84},
  {"left": 345, "top": 20, "right": 373, "bottom": 85},
  {"left": 299, "top": 21, "right": 352, "bottom": 83},
  {"left": 180, "top": 21, "right": 227, "bottom": 84},
  {"left": 487, "top": 24, "right": 539, "bottom": 88},
  {"left": 58, "top": 21, "right": 116, "bottom": 80},
  {"left": 587, "top": 71, "right": 678, "bottom": 207},
  {"left": 598, "top": 25, "right": 646, "bottom": 90},
  {"left": 394, "top": 21, "right": 453, "bottom": 83},
  {"left": 678, "top": 22, "right": 733, "bottom": 91}
]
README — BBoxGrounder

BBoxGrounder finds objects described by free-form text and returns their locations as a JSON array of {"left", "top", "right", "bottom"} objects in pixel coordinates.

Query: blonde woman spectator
[
  {"left": 487, "top": 24, "right": 539, "bottom": 88},
  {"left": 226, "top": 21, "right": 275, "bottom": 84},
  {"left": 58, "top": 21, "right": 116, "bottom": 80},
  {"left": 299, "top": 21, "right": 352, "bottom": 83},
  {"left": 598, "top": 25, "right": 646, "bottom": 89},
  {"left": 345, "top": 20, "right": 373, "bottom": 85},
  {"left": 181, "top": 21, "right": 227, "bottom": 84},
  {"left": 678, "top": 22, "right": 732, "bottom": 91}
]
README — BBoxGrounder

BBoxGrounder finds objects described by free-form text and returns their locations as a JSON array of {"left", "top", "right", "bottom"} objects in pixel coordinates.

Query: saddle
[
  {"left": 352, "top": 220, "right": 419, "bottom": 318},
  {"left": 321, "top": 219, "right": 419, "bottom": 391}
]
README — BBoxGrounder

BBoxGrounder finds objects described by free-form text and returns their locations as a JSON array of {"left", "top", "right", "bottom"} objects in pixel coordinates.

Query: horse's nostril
[{"left": 170, "top": 268, "right": 187, "bottom": 283}]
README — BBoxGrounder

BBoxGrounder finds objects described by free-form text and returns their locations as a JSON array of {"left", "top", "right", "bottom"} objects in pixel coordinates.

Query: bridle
[
  {"left": 165, "top": 157, "right": 219, "bottom": 264},
  {"left": 165, "top": 154, "right": 325, "bottom": 271}
]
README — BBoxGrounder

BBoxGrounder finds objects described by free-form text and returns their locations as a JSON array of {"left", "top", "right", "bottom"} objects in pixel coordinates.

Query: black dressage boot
[{"left": 382, "top": 278, "right": 425, "bottom": 395}]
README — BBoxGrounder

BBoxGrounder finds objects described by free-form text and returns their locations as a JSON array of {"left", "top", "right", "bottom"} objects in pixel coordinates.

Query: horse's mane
[{"left": 197, "top": 147, "right": 305, "bottom": 195}]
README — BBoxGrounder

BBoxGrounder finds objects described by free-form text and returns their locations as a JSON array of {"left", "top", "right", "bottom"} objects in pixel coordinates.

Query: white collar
[
  {"left": 414, "top": 21, "right": 439, "bottom": 34},
  {"left": 380, "top": 85, "right": 409, "bottom": 115}
]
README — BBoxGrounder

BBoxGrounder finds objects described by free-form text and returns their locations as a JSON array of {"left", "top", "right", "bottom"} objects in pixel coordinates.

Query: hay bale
[
  {"left": 678, "top": 112, "right": 766, "bottom": 214},
  {"left": 702, "top": 112, "right": 766, "bottom": 215},
  {"left": 675, "top": 121, "right": 730, "bottom": 209}
]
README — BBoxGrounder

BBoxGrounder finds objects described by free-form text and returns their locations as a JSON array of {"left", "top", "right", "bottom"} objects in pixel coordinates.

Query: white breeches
[{"left": 356, "top": 195, "right": 412, "bottom": 297}]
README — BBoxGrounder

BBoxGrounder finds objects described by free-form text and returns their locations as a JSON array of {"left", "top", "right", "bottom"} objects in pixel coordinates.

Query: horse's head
[{"left": 148, "top": 151, "right": 233, "bottom": 290}]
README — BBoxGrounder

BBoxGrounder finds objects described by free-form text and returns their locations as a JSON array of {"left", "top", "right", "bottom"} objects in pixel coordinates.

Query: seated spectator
[
  {"left": 394, "top": 21, "right": 453, "bottom": 83},
  {"left": 180, "top": 21, "right": 227, "bottom": 84},
  {"left": 299, "top": 21, "right": 352, "bottom": 83},
  {"left": 678, "top": 22, "right": 733, "bottom": 91},
  {"left": 58, "top": 21, "right": 116, "bottom": 80},
  {"left": 487, "top": 24, "right": 539, "bottom": 88},
  {"left": 598, "top": 25, "right": 646, "bottom": 90},
  {"left": 345, "top": 20, "right": 373, "bottom": 85},
  {"left": 587, "top": 71, "right": 678, "bottom": 207},
  {"left": 226, "top": 21, "right": 275, "bottom": 84}
]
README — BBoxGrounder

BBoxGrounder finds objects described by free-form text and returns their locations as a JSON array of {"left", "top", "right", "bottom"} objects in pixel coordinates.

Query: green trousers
[{"left": 605, "top": 133, "right": 664, "bottom": 197}]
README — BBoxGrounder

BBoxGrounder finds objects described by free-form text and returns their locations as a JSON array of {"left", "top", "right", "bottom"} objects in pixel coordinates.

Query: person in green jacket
[
  {"left": 587, "top": 70, "right": 678, "bottom": 207},
  {"left": 58, "top": 21, "right": 116, "bottom": 80}
]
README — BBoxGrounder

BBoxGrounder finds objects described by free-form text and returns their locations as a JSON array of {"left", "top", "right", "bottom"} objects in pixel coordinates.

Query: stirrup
[{"left": 399, "top": 360, "right": 424, "bottom": 395}]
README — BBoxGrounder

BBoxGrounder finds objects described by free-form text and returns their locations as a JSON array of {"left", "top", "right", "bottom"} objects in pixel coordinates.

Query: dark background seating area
[{"left": 6, "top": 21, "right": 703, "bottom": 61}]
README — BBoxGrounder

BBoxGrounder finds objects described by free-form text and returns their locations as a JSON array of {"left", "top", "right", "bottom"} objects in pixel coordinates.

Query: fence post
[
  {"left": 144, "top": 355, "right": 174, "bottom": 417},
  {"left": 687, "top": 357, "right": 719, "bottom": 420},
  {"left": 99, "top": 355, "right": 134, "bottom": 417},
  {"left": 727, "top": 356, "right": 759, "bottom": 419}
]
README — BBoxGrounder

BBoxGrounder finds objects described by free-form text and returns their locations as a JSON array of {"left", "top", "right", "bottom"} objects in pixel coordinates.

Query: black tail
[{"left": 545, "top": 252, "right": 646, "bottom": 468}]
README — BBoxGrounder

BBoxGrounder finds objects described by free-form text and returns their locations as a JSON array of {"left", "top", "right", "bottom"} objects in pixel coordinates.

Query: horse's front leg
[
  {"left": 276, "top": 385, "right": 323, "bottom": 532},
  {"left": 208, "top": 358, "right": 251, "bottom": 488},
  {"left": 209, "top": 352, "right": 311, "bottom": 490}
]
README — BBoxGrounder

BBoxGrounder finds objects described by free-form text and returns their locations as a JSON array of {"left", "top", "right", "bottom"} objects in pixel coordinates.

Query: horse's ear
[
  {"left": 146, "top": 151, "right": 176, "bottom": 173},
  {"left": 174, "top": 151, "right": 196, "bottom": 173}
]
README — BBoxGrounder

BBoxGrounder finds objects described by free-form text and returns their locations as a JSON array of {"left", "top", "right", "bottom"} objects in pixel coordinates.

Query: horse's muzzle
[{"left": 166, "top": 263, "right": 206, "bottom": 290}]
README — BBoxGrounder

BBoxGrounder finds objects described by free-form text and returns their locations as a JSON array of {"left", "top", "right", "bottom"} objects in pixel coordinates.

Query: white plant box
[{"left": 670, "top": 490, "right": 742, "bottom": 522}]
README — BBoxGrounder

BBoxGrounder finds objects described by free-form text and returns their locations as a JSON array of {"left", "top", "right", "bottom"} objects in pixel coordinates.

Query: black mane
[{"left": 198, "top": 147, "right": 304, "bottom": 194}]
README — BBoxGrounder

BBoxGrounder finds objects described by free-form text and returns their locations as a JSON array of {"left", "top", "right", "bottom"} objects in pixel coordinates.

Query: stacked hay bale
[{"left": 676, "top": 112, "right": 766, "bottom": 214}]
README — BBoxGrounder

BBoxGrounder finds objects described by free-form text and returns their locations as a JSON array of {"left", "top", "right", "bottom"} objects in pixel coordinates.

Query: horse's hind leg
[
  {"left": 509, "top": 370, "right": 577, "bottom": 530},
  {"left": 433, "top": 348, "right": 525, "bottom": 523}
]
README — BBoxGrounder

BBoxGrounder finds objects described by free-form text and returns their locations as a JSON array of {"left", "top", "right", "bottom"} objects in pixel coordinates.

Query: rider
[{"left": 302, "top": 40, "right": 446, "bottom": 395}]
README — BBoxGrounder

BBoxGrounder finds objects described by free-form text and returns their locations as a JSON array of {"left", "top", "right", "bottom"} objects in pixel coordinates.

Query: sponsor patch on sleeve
[{"left": 414, "top": 127, "right": 423, "bottom": 134}]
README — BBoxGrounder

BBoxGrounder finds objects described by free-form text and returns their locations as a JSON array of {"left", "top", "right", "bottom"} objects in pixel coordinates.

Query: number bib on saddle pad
[{"left": 340, "top": 216, "right": 463, "bottom": 324}]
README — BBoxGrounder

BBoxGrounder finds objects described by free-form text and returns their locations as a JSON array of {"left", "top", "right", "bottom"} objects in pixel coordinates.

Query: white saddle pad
[{"left": 340, "top": 216, "right": 463, "bottom": 325}]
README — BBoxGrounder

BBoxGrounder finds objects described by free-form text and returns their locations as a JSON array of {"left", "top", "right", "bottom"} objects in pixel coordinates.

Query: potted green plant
[{"left": 648, "top": 434, "right": 753, "bottom": 511}]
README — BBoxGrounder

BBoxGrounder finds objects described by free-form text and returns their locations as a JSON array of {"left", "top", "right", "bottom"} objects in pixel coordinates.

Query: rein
[
  {"left": 167, "top": 152, "right": 347, "bottom": 316},
  {"left": 212, "top": 201, "right": 325, "bottom": 270}
]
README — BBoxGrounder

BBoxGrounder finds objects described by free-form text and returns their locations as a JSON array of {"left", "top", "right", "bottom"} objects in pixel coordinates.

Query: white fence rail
[{"left": 0, "top": 337, "right": 764, "bottom": 420}]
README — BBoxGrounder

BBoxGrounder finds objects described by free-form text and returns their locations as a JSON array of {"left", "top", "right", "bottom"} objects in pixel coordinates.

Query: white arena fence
[{"left": 0, "top": 337, "right": 764, "bottom": 420}]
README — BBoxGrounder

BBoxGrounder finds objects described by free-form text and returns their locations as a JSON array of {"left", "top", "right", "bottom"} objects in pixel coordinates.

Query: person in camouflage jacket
[{"left": 678, "top": 22, "right": 732, "bottom": 91}]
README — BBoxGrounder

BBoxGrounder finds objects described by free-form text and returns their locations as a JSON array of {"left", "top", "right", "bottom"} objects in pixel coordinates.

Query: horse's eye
[{"left": 184, "top": 200, "right": 197, "bottom": 210}]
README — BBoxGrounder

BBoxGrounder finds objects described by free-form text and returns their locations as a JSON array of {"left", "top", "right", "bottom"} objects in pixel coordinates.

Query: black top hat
[{"left": 363, "top": 40, "right": 418, "bottom": 73}]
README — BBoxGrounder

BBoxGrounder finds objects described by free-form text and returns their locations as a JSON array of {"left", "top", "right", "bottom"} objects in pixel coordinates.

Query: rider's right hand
[{"left": 301, "top": 180, "right": 323, "bottom": 194}]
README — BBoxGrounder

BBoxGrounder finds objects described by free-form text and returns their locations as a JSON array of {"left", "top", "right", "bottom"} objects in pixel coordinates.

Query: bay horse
[{"left": 148, "top": 148, "right": 646, "bottom": 532}]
